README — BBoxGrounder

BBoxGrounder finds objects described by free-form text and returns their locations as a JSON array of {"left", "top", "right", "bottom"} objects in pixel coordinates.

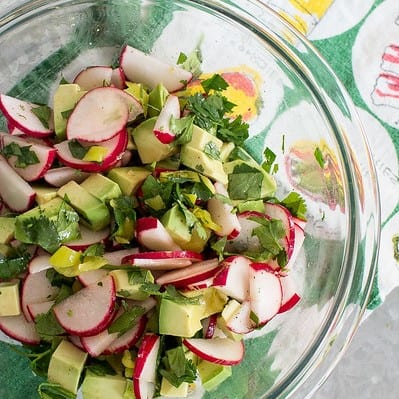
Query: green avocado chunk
[
  {"left": 108, "top": 166, "right": 152, "bottom": 196},
  {"left": 80, "top": 173, "right": 122, "bottom": 202},
  {"left": 197, "top": 360, "right": 232, "bottom": 391},
  {"left": 81, "top": 373, "right": 128, "bottom": 399},
  {"left": 0, "top": 217, "right": 15, "bottom": 244}
]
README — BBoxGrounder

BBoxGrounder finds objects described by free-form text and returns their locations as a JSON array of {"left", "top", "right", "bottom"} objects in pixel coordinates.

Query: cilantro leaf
[
  {"left": 217, "top": 114, "right": 249, "bottom": 146},
  {"left": 56, "top": 200, "right": 80, "bottom": 243},
  {"left": 0, "top": 245, "right": 31, "bottom": 279},
  {"left": 170, "top": 115, "right": 194, "bottom": 146},
  {"left": 109, "top": 196, "right": 137, "bottom": 244},
  {"left": 211, "top": 236, "right": 227, "bottom": 261},
  {"left": 107, "top": 303, "right": 146, "bottom": 336},
  {"left": 228, "top": 163, "right": 263, "bottom": 200},
  {"left": 163, "top": 285, "right": 201, "bottom": 305},
  {"left": 203, "top": 141, "right": 221, "bottom": 161},
  {"left": 85, "top": 359, "right": 116, "bottom": 376},
  {"left": 160, "top": 346, "right": 197, "bottom": 388},
  {"left": 201, "top": 74, "right": 228, "bottom": 94},
  {"left": 82, "top": 243, "right": 105, "bottom": 258},
  {"left": 61, "top": 108, "right": 74, "bottom": 120},
  {"left": 68, "top": 140, "right": 90, "bottom": 160},
  {"left": 262, "top": 147, "right": 277, "bottom": 174},
  {"left": 38, "top": 382, "right": 77, "bottom": 399},
  {"left": 31, "top": 105, "right": 52, "bottom": 129},
  {"left": 280, "top": 192, "right": 307, "bottom": 221},
  {"left": 177, "top": 47, "right": 203, "bottom": 78},
  {"left": 1, "top": 142, "right": 40, "bottom": 168},
  {"left": 35, "top": 311, "right": 65, "bottom": 342}
]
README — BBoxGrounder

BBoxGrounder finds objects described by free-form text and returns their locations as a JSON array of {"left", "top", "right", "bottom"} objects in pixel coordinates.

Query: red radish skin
[
  {"left": 53, "top": 276, "right": 116, "bottom": 337},
  {"left": 285, "top": 223, "right": 305, "bottom": 271},
  {"left": 73, "top": 66, "right": 113, "bottom": 90},
  {"left": 0, "top": 154, "right": 36, "bottom": 212},
  {"left": 213, "top": 256, "right": 251, "bottom": 302},
  {"left": 249, "top": 263, "right": 282, "bottom": 326},
  {"left": 66, "top": 87, "right": 131, "bottom": 142},
  {"left": 183, "top": 337, "right": 244, "bottom": 365},
  {"left": 0, "top": 132, "right": 56, "bottom": 181},
  {"left": 21, "top": 270, "right": 60, "bottom": 322},
  {"left": 278, "top": 274, "right": 301, "bottom": 314},
  {"left": 55, "top": 129, "right": 128, "bottom": 172},
  {"left": 120, "top": 45, "right": 193, "bottom": 92},
  {"left": 202, "top": 314, "right": 218, "bottom": 339},
  {"left": 134, "top": 333, "right": 161, "bottom": 382},
  {"left": 155, "top": 258, "right": 220, "bottom": 287},
  {"left": 103, "top": 315, "right": 147, "bottom": 355},
  {"left": 0, "top": 94, "right": 53, "bottom": 137},
  {"left": 153, "top": 95, "right": 180, "bottom": 144},
  {"left": 136, "top": 217, "right": 181, "bottom": 251},
  {"left": 69, "top": 335, "right": 85, "bottom": 350},
  {"left": 0, "top": 314, "right": 40, "bottom": 345},
  {"left": 133, "top": 378, "right": 155, "bottom": 399},
  {"left": 207, "top": 182, "right": 241, "bottom": 239},
  {"left": 44, "top": 166, "right": 90, "bottom": 187},
  {"left": 77, "top": 269, "right": 108, "bottom": 287}
]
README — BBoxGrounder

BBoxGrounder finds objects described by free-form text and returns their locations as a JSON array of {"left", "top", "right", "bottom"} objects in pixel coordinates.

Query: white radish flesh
[
  {"left": 27, "top": 300, "right": 55, "bottom": 321},
  {"left": 153, "top": 95, "right": 180, "bottom": 144},
  {"left": 134, "top": 333, "right": 161, "bottom": 382},
  {"left": 279, "top": 274, "right": 301, "bottom": 314},
  {"left": 0, "top": 314, "right": 40, "bottom": 345},
  {"left": 73, "top": 66, "right": 113, "bottom": 91},
  {"left": 65, "top": 225, "right": 110, "bottom": 251},
  {"left": 44, "top": 166, "right": 90, "bottom": 187}
]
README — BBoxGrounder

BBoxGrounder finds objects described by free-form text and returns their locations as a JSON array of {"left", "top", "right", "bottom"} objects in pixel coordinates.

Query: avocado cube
[
  {"left": 0, "top": 280, "right": 21, "bottom": 316},
  {"left": 53, "top": 84, "right": 86, "bottom": 140},
  {"left": 57, "top": 181, "right": 110, "bottom": 231},
  {"left": 80, "top": 173, "right": 122, "bottom": 202},
  {"left": 197, "top": 360, "right": 232, "bottom": 391},
  {"left": 48, "top": 340, "right": 88, "bottom": 394},
  {"left": 180, "top": 146, "right": 227, "bottom": 185},
  {"left": 109, "top": 269, "right": 153, "bottom": 301},
  {"left": 159, "top": 298, "right": 205, "bottom": 337},
  {"left": 132, "top": 118, "right": 178, "bottom": 164},
  {"left": 183, "top": 287, "right": 228, "bottom": 318},
  {"left": 148, "top": 83, "right": 169, "bottom": 117},
  {"left": 81, "top": 373, "right": 127, "bottom": 399},
  {"left": 161, "top": 204, "right": 192, "bottom": 248},
  {"left": 32, "top": 185, "right": 58, "bottom": 205},
  {"left": 186, "top": 125, "right": 224, "bottom": 152},
  {"left": 108, "top": 166, "right": 151, "bottom": 196},
  {"left": 160, "top": 378, "right": 189, "bottom": 397},
  {"left": 0, "top": 217, "right": 15, "bottom": 244}
]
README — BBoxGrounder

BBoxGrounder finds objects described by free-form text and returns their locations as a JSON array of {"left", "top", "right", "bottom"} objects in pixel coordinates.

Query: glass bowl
[{"left": 0, "top": 1, "right": 380, "bottom": 398}]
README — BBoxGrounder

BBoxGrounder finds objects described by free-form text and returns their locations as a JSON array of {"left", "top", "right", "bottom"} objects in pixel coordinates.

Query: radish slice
[
  {"left": 212, "top": 256, "right": 251, "bottom": 302},
  {"left": 67, "top": 87, "right": 132, "bottom": 142},
  {"left": 53, "top": 275, "right": 116, "bottom": 337},
  {"left": 28, "top": 254, "right": 52, "bottom": 274},
  {"left": 155, "top": 258, "right": 220, "bottom": 287},
  {"left": 183, "top": 337, "right": 244, "bottom": 365},
  {"left": 111, "top": 67, "right": 126, "bottom": 89},
  {"left": 249, "top": 263, "right": 282, "bottom": 326},
  {"left": 44, "top": 166, "right": 90, "bottom": 187},
  {"left": 27, "top": 300, "right": 55, "bottom": 321},
  {"left": 0, "top": 94, "right": 53, "bottom": 137},
  {"left": 120, "top": 45, "right": 193, "bottom": 92},
  {"left": 65, "top": 225, "right": 110, "bottom": 251},
  {"left": 73, "top": 66, "right": 113, "bottom": 90},
  {"left": 153, "top": 95, "right": 180, "bottom": 144},
  {"left": 202, "top": 314, "right": 218, "bottom": 339},
  {"left": 0, "top": 132, "right": 56, "bottom": 181},
  {"left": 21, "top": 270, "right": 60, "bottom": 322},
  {"left": 102, "top": 315, "right": 147, "bottom": 355},
  {"left": 102, "top": 248, "right": 140, "bottom": 266},
  {"left": 0, "top": 314, "right": 40, "bottom": 345},
  {"left": 78, "top": 269, "right": 108, "bottom": 287},
  {"left": 80, "top": 328, "right": 119, "bottom": 357},
  {"left": 134, "top": 333, "right": 161, "bottom": 382},
  {"left": 285, "top": 222, "right": 305, "bottom": 271},
  {"left": 0, "top": 154, "right": 35, "bottom": 212},
  {"left": 69, "top": 334, "right": 85, "bottom": 350},
  {"left": 122, "top": 250, "right": 203, "bottom": 271},
  {"left": 133, "top": 379, "right": 155, "bottom": 399},
  {"left": 225, "top": 300, "right": 255, "bottom": 334},
  {"left": 136, "top": 217, "right": 181, "bottom": 251},
  {"left": 278, "top": 274, "right": 301, "bottom": 314},
  {"left": 207, "top": 182, "right": 241, "bottom": 239},
  {"left": 55, "top": 129, "right": 128, "bottom": 173}
]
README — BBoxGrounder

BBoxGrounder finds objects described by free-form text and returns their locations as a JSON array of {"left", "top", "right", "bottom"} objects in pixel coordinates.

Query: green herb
[
  {"left": 83, "top": 243, "right": 105, "bottom": 258},
  {"left": 56, "top": 200, "right": 80, "bottom": 243},
  {"left": 211, "top": 236, "right": 227, "bottom": 261},
  {"left": 170, "top": 115, "right": 194, "bottom": 146},
  {"left": 59, "top": 76, "right": 70, "bottom": 85},
  {"left": 177, "top": 47, "right": 203, "bottom": 78},
  {"left": 228, "top": 163, "right": 263, "bottom": 200},
  {"left": 314, "top": 146, "right": 325, "bottom": 168},
  {"left": 31, "top": 105, "right": 52, "bottom": 129},
  {"left": 1, "top": 142, "right": 40, "bottom": 168},
  {"left": 281, "top": 134, "right": 286, "bottom": 153},
  {"left": 0, "top": 244, "right": 31, "bottom": 279},
  {"left": 393, "top": 235, "right": 399, "bottom": 262},
  {"left": 127, "top": 269, "right": 153, "bottom": 285},
  {"left": 38, "top": 382, "right": 77, "bottom": 399},
  {"left": 262, "top": 147, "right": 277, "bottom": 174},
  {"left": 68, "top": 140, "right": 90, "bottom": 160},
  {"left": 216, "top": 114, "right": 249, "bottom": 146},
  {"left": 85, "top": 359, "right": 117, "bottom": 376},
  {"left": 163, "top": 285, "right": 201, "bottom": 305},
  {"left": 46, "top": 269, "right": 75, "bottom": 289},
  {"left": 159, "top": 346, "right": 197, "bottom": 388},
  {"left": 35, "top": 311, "right": 65, "bottom": 342},
  {"left": 109, "top": 196, "right": 137, "bottom": 243},
  {"left": 213, "top": 193, "right": 234, "bottom": 205},
  {"left": 201, "top": 74, "right": 228, "bottom": 94},
  {"left": 280, "top": 192, "right": 307, "bottom": 221},
  {"left": 108, "top": 304, "right": 145, "bottom": 336},
  {"left": 203, "top": 141, "right": 221, "bottom": 161},
  {"left": 61, "top": 108, "right": 74, "bottom": 120}
]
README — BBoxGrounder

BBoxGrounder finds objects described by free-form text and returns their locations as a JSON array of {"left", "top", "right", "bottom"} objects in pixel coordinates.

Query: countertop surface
[{"left": 315, "top": 287, "right": 399, "bottom": 399}]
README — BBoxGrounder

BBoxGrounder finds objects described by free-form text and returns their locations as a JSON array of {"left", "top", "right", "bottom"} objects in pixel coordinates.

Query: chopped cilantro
[
  {"left": 68, "top": 140, "right": 90, "bottom": 160},
  {"left": 228, "top": 163, "right": 263, "bottom": 200},
  {"left": 35, "top": 311, "right": 65, "bottom": 342},
  {"left": 177, "top": 47, "right": 203, "bottom": 78},
  {"left": 38, "top": 382, "right": 76, "bottom": 399},
  {"left": 61, "top": 108, "right": 74, "bottom": 120},
  {"left": 203, "top": 141, "right": 221, "bottom": 160},
  {"left": 82, "top": 243, "right": 105, "bottom": 258},
  {"left": 108, "top": 303, "right": 145, "bottom": 336},
  {"left": 0, "top": 244, "right": 31, "bottom": 279},
  {"left": 163, "top": 285, "right": 201, "bottom": 305},
  {"left": 201, "top": 74, "right": 228, "bottom": 94},
  {"left": 211, "top": 236, "right": 227, "bottom": 261},
  {"left": 170, "top": 115, "right": 194, "bottom": 146},
  {"left": 280, "top": 192, "right": 307, "bottom": 221},
  {"left": 31, "top": 105, "right": 52, "bottom": 129},
  {"left": 159, "top": 346, "right": 197, "bottom": 387},
  {"left": 109, "top": 196, "right": 136, "bottom": 244},
  {"left": 262, "top": 147, "right": 277, "bottom": 174},
  {"left": 85, "top": 359, "right": 116, "bottom": 376},
  {"left": 1, "top": 142, "right": 40, "bottom": 168},
  {"left": 314, "top": 146, "right": 325, "bottom": 168}
]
